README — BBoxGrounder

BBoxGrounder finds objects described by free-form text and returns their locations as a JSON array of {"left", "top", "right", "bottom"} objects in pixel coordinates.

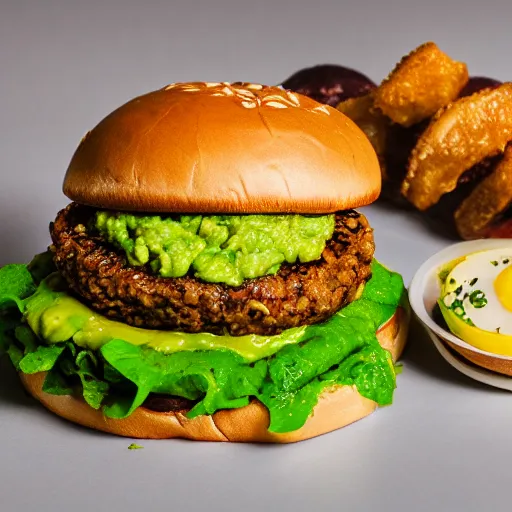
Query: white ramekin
[{"left": 409, "top": 239, "right": 512, "bottom": 382}]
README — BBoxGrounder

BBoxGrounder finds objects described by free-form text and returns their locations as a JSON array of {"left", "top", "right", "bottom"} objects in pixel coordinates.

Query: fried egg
[{"left": 442, "top": 248, "right": 512, "bottom": 335}]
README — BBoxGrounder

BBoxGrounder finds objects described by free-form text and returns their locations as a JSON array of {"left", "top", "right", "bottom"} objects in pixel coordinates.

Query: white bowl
[
  {"left": 426, "top": 327, "right": 512, "bottom": 391},
  {"left": 409, "top": 239, "right": 512, "bottom": 380}
]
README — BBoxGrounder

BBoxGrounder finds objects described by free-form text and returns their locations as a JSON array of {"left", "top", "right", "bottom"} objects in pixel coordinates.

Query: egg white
[{"left": 442, "top": 249, "right": 512, "bottom": 335}]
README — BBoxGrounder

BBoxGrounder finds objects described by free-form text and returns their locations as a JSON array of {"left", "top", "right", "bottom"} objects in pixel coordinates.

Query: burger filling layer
[
  {"left": 94, "top": 211, "right": 335, "bottom": 286},
  {"left": 0, "top": 258, "right": 406, "bottom": 434},
  {"left": 50, "top": 205, "right": 374, "bottom": 336}
]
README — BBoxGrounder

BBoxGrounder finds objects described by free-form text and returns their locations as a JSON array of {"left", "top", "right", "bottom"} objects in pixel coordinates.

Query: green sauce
[
  {"left": 24, "top": 273, "right": 305, "bottom": 363},
  {"left": 94, "top": 211, "right": 335, "bottom": 286}
]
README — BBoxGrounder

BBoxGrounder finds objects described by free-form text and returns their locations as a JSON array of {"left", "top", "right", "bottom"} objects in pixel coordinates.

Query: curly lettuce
[{"left": 0, "top": 257, "right": 406, "bottom": 433}]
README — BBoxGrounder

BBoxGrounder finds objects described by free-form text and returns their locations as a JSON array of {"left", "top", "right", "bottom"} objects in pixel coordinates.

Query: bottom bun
[{"left": 20, "top": 306, "right": 409, "bottom": 443}]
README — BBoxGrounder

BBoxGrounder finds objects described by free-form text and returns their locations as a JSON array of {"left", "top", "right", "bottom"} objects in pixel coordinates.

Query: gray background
[{"left": 1, "top": 1, "right": 512, "bottom": 511}]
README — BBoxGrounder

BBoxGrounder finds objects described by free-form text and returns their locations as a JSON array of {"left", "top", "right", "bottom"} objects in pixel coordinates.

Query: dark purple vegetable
[
  {"left": 281, "top": 64, "right": 376, "bottom": 107},
  {"left": 458, "top": 76, "right": 502, "bottom": 98}
]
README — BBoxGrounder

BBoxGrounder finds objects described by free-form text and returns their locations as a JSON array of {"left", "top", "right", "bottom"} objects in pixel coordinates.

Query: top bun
[{"left": 63, "top": 82, "right": 380, "bottom": 213}]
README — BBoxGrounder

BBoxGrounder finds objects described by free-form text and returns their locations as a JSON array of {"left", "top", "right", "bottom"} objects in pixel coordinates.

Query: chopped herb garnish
[
  {"left": 128, "top": 443, "right": 144, "bottom": 450},
  {"left": 497, "top": 327, "right": 501, "bottom": 334},
  {"left": 449, "top": 278, "right": 456, "bottom": 285},
  {"left": 448, "top": 298, "right": 465, "bottom": 318},
  {"left": 469, "top": 290, "right": 487, "bottom": 309},
  {"left": 454, "top": 285, "right": 463, "bottom": 295},
  {"left": 469, "top": 278, "right": 478, "bottom": 286},
  {"left": 504, "top": 259, "right": 510, "bottom": 265},
  {"left": 491, "top": 261, "right": 499, "bottom": 266}
]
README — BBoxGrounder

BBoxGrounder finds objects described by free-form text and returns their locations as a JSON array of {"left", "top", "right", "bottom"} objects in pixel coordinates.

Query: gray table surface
[{"left": 2, "top": 1, "right": 512, "bottom": 511}]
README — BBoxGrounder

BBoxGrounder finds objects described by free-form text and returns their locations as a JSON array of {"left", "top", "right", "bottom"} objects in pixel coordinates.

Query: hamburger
[{"left": 0, "top": 82, "right": 409, "bottom": 443}]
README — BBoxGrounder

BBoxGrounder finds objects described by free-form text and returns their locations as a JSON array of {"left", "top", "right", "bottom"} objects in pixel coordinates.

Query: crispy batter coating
[
  {"left": 374, "top": 42, "right": 468, "bottom": 127},
  {"left": 481, "top": 211, "right": 512, "bottom": 238},
  {"left": 455, "top": 145, "right": 512, "bottom": 239},
  {"left": 402, "top": 83, "right": 512, "bottom": 211},
  {"left": 422, "top": 156, "right": 499, "bottom": 238},
  {"left": 337, "top": 94, "right": 390, "bottom": 179}
]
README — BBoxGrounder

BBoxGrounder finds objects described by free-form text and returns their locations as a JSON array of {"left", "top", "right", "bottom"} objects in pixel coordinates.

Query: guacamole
[{"left": 94, "top": 211, "right": 335, "bottom": 286}]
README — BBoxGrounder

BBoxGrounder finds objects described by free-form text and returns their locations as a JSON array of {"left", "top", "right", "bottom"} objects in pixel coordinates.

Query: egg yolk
[{"left": 495, "top": 265, "right": 512, "bottom": 311}]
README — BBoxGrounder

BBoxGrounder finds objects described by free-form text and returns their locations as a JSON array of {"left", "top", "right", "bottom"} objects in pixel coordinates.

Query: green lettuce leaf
[
  {"left": 27, "top": 251, "right": 57, "bottom": 284},
  {"left": 74, "top": 351, "right": 110, "bottom": 409},
  {"left": 0, "top": 312, "right": 20, "bottom": 357},
  {"left": 42, "top": 368, "right": 74, "bottom": 396},
  {"left": 100, "top": 341, "right": 267, "bottom": 419},
  {"left": 0, "top": 258, "right": 406, "bottom": 434},
  {"left": 19, "top": 344, "right": 66, "bottom": 373},
  {"left": 0, "top": 264, "right": 36, "bottom": 310},
  {"left": 256, "top": 300, "right": 395, "bottom": 432},
  {"left": 258, "top": 379, "right": 326, "bottom": 433},
  {"left": 0, "top": 262, "right": 38, "bottom": 357},
  {"left": 363, "top": 260, "right": 406, "bottom": 307}
]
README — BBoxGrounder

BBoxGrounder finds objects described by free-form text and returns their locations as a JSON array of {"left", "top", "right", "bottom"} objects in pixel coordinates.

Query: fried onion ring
[
  {"left": 373, "top": 42, "right": 468, "bottom": 127},
  {"left": 455, "top": 145, "right": 512, "bottom": 239},
  {"left": 402, "top": 83, "right": 512, "bottom": 210}
]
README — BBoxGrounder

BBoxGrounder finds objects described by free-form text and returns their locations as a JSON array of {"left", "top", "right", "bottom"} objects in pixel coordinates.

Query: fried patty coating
[{"left": 50, "top": 204, "right": 374, "bottom": 336}]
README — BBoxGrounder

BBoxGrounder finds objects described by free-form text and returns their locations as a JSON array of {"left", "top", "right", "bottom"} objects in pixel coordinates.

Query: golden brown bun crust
[
  {"left": 63, "top": 82, "right": 381, "bottom": 214},
  {"left": 20, "top": 306, "right": 408, "bottom": 443}
]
